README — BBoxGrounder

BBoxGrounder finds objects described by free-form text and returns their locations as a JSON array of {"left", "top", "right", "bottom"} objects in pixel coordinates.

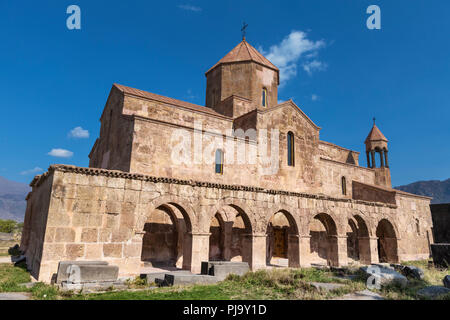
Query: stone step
[
  {"left": 56, "top": 261, "right": 109, "bottom": 284},
  {"left": 201, "top": 261, "right": 249, "bottom": 280},
  {"left": 61, "top": 281, "right": 128, "bottom": 292},
  {"left": 157, "top": 274, "right": 219, "bottom": 287},
  {"left": 144, "top": 270, "right": 192, "bottom": 284}
]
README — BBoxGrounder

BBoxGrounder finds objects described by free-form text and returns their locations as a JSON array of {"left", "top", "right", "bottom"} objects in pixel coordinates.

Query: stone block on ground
[
  {"left": 360, "top": 265, "right": 408, "bottom": 288},
  {"left": 160, "top": 274, "right": 218, "bottom": 286},
  {"left": 201, "top": 261, "right": 249, "bottom": 281},
  {"left": 144, "top": 270, "right": 192, "bottom": 284},
  {"left": 61, "top": 280, "right": 128, "bottom": 292},
  {"left": 417, "top": 286, "right": 450, "bottom": 299},
  {"left": 56, "top": 260, "right": 108, "bottom": 284},
  {"left": 65, "top": 265, "right": 119, "bottom": 284},
  {"left": 390, "top": 264, "right": 424, "bottom": 280},
  {"left": 403, "top": 265, "right": 425, "bottom": 280}
]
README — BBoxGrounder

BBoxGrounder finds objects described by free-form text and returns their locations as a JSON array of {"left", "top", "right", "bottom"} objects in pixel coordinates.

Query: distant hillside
[
  {"left": 0, "top": 177, "right": 30, "bottom": 222},
  {"left": 395, "top": 178, "right": 450, "bottom": 204}
]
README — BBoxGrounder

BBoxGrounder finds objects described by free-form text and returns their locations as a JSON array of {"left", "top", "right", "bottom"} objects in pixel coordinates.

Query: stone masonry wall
[{"left": 22, "top": 165, "right": 432, "bottom": 283}]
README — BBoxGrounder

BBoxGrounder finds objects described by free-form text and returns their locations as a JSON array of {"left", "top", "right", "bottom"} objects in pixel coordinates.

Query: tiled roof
[
  {"left": 365, "top": 124, "right": 388, "bottom": 143},
  {"left": 206, "top": 39, "right": 279, "bottom": 74},
  {"left": 113, "top": 84, "right": 228, "bottom": 118}
]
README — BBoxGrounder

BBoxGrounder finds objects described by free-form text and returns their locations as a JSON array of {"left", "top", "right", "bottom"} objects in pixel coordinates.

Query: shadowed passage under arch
[
  {"left": 208, "top": 205, "right": 253, "bottom": 263},
  {"left": 141, "top": 202, "right": 192, "bottom": 270}
]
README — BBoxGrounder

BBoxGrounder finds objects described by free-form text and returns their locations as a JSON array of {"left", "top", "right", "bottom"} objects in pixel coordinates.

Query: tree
[{"left": 0, "top": 219, "right": 18, "bottom": 233}]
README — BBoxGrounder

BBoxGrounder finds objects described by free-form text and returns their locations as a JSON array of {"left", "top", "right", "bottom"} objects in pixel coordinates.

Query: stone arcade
[{"left": 21, "top": 39, "right": 433, "bottom": 282}]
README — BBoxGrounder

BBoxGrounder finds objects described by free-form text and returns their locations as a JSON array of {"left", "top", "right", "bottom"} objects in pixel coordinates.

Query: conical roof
[
  {"left": 365, "top": 124, "right": 388, "bottom": 143},
  {"left": 206, "top": 39, "right": 279, "bottom": 74}
]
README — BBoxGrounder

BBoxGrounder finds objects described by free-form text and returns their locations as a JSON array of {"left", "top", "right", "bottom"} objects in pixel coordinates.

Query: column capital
[
  {"left": 329, "top": 235, "right": 348, "bottom": 239},
  {"left": 247, "top": 233, "right": 267, "bottom": 237},
  {"left": 189, "top": 232, "right": 211, "bottom": 236}
]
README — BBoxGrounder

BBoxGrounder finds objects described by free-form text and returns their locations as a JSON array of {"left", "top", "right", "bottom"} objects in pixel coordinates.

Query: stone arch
[
  {"left": 265, "top": 209, "right": 300, "bottom": 267},
  {"left": 376, "top": 218, "right": 399, "bottom": 263},
  {"left": 308, "top": 212, "right": 339, "bottom": 266},
  {"left": 205, "top": 198, "right": 255, "bottom": 233},
  {"left": 137, "top": 195, "right": 196, "bottom": 233},
  {"left": 206, "top": 199, "right": 254, "bottom": 264},
  {"left": 138, "top": 195, "right": 196, "bottom": 271}
]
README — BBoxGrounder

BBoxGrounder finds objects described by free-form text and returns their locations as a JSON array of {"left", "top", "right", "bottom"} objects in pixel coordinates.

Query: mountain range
[
  {"left": 0, "top": 176, "right": 30, "bottom": 221},
  {"left": 395, "top": 178, "right": 450, "bottom": 204}
]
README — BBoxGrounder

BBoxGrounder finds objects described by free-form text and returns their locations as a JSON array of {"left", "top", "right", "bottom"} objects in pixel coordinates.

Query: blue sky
[{"left": 0, "top": 0, "right": 449, "bottom": 186}]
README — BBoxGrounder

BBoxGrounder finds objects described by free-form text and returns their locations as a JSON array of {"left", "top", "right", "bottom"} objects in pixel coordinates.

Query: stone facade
[{"left": 21, "top": 39, "right": 433, "bottom": 283}]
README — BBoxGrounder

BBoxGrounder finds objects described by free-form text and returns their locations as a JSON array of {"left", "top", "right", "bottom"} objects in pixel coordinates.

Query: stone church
[{"left": 21, "top": 38, "right": 433, "bottom": 283}]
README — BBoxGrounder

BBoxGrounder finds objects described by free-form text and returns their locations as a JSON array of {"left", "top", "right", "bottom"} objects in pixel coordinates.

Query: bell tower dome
[
  {"left": 365, "top": 119, "right": 391, "bottom": 188},
  {"left": 205, "top": 38, "right": 279, "bottom": 116}
]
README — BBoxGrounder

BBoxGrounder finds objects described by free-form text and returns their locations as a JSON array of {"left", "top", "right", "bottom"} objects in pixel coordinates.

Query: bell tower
[
  {"left": 205, "top": 38, "right": 279, "bottom": 117},
  {"left": 365, "top": 119, "right": 391, "bottom": 188}
]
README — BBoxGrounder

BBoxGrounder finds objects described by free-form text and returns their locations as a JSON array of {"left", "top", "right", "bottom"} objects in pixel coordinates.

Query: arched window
[
  {"left": 287, "top": 132, "right": 294, "bottom": 166},
  {"left": 215, "top": 149, "right": 224, "bottom": 174},
  {"left": 341, "top": 176, "right": 347, "bottom": 195},
  {"left": 262, "top": 88, "right": 268, "bottom": 107}
]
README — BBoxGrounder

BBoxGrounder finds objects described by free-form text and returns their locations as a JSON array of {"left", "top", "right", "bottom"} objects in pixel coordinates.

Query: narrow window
[
  {"left": 341, "top": 176, "right": 347, "bottom": 195},
  {"left": 287, "top": 132, "right": 294, "bottom": 166},
  {"left": 262, "top": 88, "right": 268, "bottom": 107},
  {"left": 215, "top": 149, "right": 224, "bottom": 174}
]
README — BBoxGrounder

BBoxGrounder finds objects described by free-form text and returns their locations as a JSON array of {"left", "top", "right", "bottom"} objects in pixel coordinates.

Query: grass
[
  {"left": 373, "top": 260, "right": 450, "bottom": 300},
  {"left": 0, "top": 259, "right": 448, "bottom": 300},
  {"left": 68, "top": 268, "right": 366, "bottom": 300},
  {"left": 0, "top": 262, "right": 59, "bottom": 299},
  {"left": 0, "top": 262, "right": 31, "bottom": 292}
]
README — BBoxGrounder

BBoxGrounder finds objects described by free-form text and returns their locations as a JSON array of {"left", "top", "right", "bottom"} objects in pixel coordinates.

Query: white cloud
[
  {"left": 20, "top": 167, "right": 44, "bottom": 175},
  {"left": 68, "top": 126, "right": 89, "bottom": 139},
  {"left": 178, "top": 4, "right": 202, "bottom": 12},
  {"left": 48, "top": 148, "right": 73, "bottom": 158},
  {"left": 260, "top": 31, "right": 326, "bottom": 86},
  {"left": 303, "top": 60, "right": 327, "bottom": 75},
  {"left": 311, "top": 94, "right": 319, "bottom": 101}
]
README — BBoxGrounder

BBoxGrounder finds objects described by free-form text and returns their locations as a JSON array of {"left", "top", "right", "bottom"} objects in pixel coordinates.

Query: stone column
[
  {"left": 384, "top": 150, "right": 389, "bottom": 168},
  {"left": 187, "top": 232, "right": 210, "bottom": 274},
  {"left": 368, "top": 237, "right": 379, "bottom": 264},
  {"left": 366, "top": 151, "right": 371, "bottom": 168},
  {"left": 245, "top": 233, "right": 266, "bottom": 270},
  {"left": 122, "top": 231, "right": 145, "bottom": 277},
  {"left": 329, "top": 235, "right": 348, "bottom": 267},
  {"left": 299, "top": 235, "right": 312, "bottom": 267},
  {"left": 380, "top": 150, "right": 385, "bottom": 167},
  {"left": 371, "top": 150, "right": 376, "bottom": 168},
  {"left": 358, "top": 237, "right": 373, "bottom": 265}
]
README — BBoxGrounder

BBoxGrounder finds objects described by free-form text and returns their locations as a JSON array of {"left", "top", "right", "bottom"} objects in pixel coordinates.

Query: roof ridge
[
  {"left": 206, "top": 40, "right": 279, "bottom": 74},
  {"left": 113, "top": 83, "right": 230, "bottom": 118},
  {"left": 365, "top": 124, "right": 388, "bottom": 143},
  {"left": 243, "top": 40, "right": 253, "bottom": 60}
]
